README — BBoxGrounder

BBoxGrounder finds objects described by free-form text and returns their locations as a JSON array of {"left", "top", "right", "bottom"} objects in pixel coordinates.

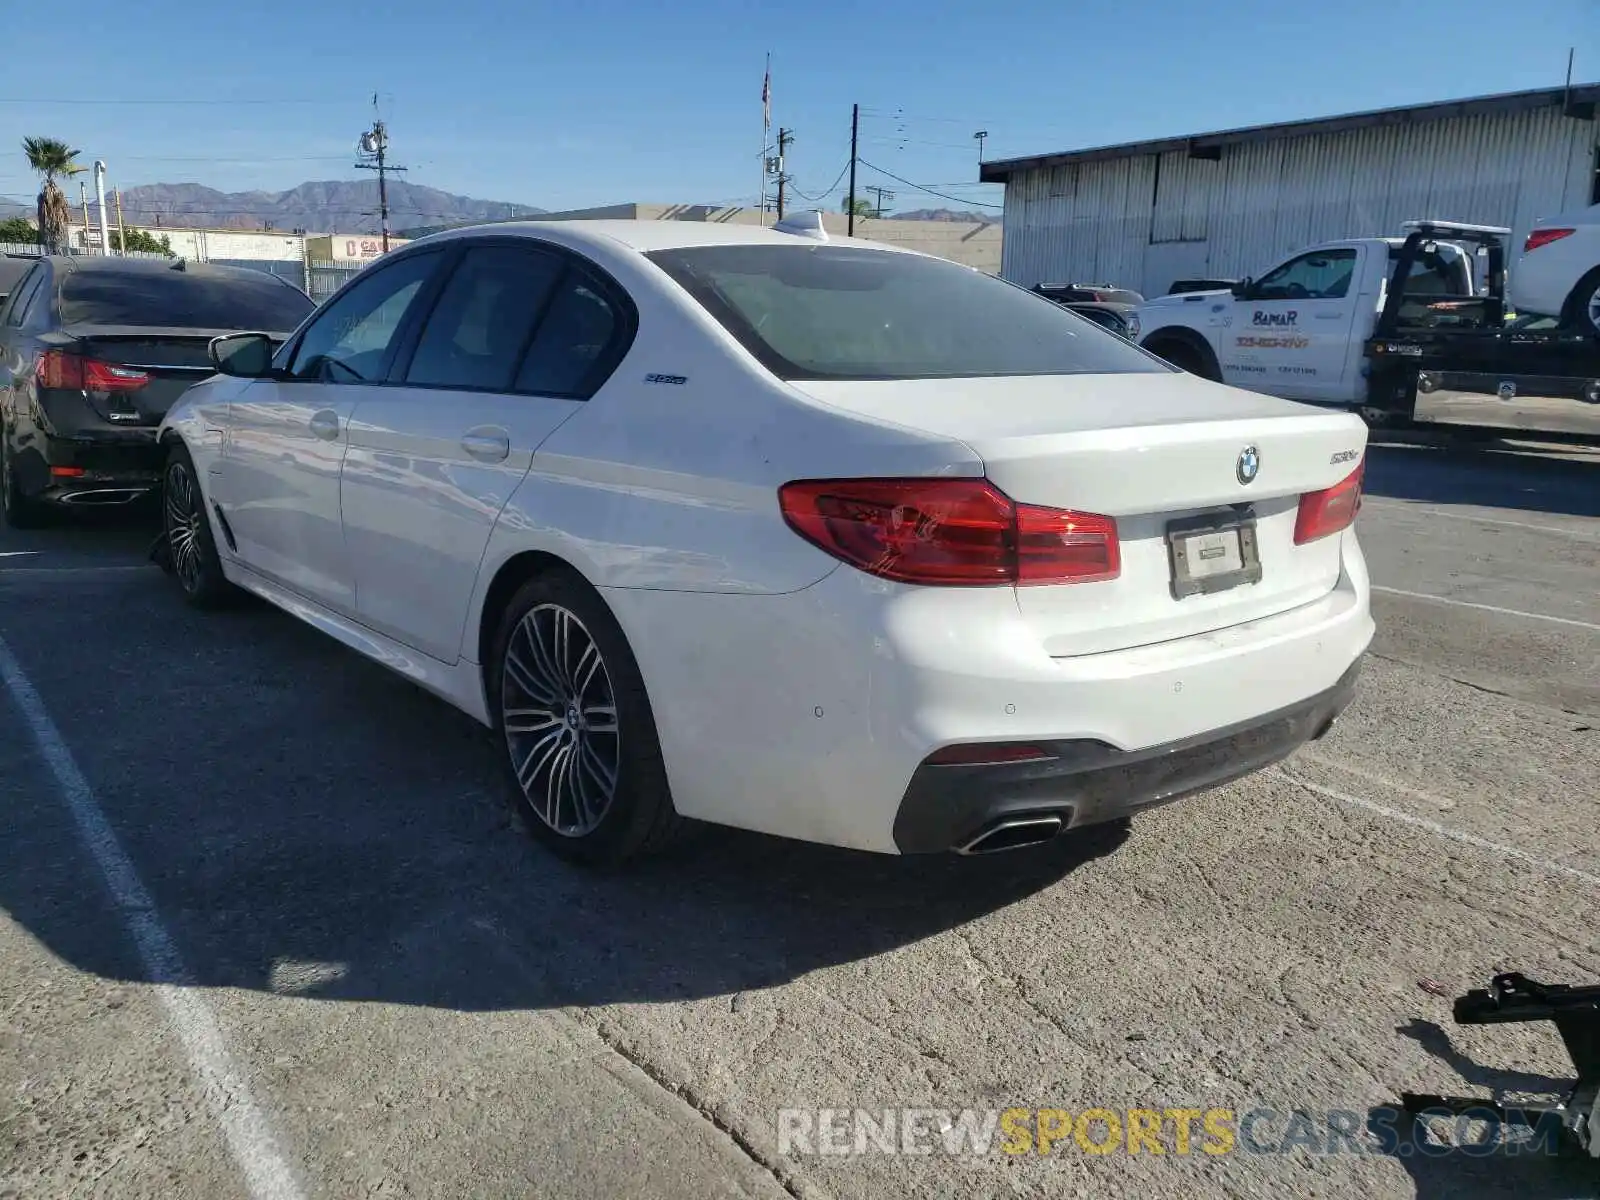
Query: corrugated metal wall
[{"left": 1000, "top": 107, "right": 1598, "bottom": 297}]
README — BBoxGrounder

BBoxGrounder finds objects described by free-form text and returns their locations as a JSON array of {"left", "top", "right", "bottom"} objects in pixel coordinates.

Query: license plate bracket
[{"left": 1166, "top": 507, "right": 1263, "bottom": 599}]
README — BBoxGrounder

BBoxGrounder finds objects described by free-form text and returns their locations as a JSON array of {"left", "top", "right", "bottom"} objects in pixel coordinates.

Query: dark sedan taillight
[{"left": 38, "top": 350, "right": 150, "bottom": 392}]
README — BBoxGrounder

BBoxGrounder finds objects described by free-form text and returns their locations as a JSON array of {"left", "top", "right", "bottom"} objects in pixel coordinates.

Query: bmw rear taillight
[
  {"left": 37, "top": 350, "right": 149, "bottom": 392},
  {"left": 1294, "top": 462, "right": 1364, "bottom": 544},
  {"left": 778, "top": 478, "right": 1120, "bottom": 586},
  {"left": 1523, "top": 228, "right": 1575, "bottom": 254}
]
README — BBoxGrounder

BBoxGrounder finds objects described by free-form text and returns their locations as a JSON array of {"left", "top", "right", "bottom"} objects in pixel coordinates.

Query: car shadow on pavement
[
  {"left": 1355, "top": 1019, "right": 1597, "bottom": 1198},
  {"left": 0, "top": 571, "right": 1129, "bottom": 1014},
  {"left": 1362, "top": 1104, "right": 1598, "bottom": 1199},
  {"left": 1362, "top": 440, "right": 1600, "bottom": 519}
]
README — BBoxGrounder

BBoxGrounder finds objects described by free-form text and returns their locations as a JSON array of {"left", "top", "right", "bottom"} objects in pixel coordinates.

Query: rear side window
[
  {"left": 4, "top": 267, "right": 43, "bottom": 327},
  {"left": 59, "top": 268, "right": 313, "bottom": 331},
  {"left": 646, "top": 244, "right": 1166, "bottom": 381},
  {"left": 1392, "top": 247, "right": 1472, "bottom": 296},
  {"left": 405, "top": 245, "right": 563, "bottom": 390},
  {"left": 513, "top": 276, "right": 622, "bottom": 397}
]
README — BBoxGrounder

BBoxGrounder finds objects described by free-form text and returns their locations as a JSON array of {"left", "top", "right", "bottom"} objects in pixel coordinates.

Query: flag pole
[{"left": 759, "top": 52, "right": 771, "bottom": 227}]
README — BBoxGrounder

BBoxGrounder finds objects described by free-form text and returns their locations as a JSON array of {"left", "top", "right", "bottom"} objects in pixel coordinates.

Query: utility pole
[
  {"left": 865, "top": 185, "right": 895, "bottom": 218},
  {"left": 93, "top": 161, "right": 110, "bottom": 256},
  {"left": 114, "top": 189, "right": 127, "bottom": 254},
  {"left": 355, "top": 99, "right": 406, "bottom": 254},
  {"left": 847, "top": 103, "right": 859, "bottom": 237},
  {"left": 79, "top": 182, "right": 90, "bottom": 254},
  {"left": 774, "top": 127, "right": 793, "bottom": 219}
]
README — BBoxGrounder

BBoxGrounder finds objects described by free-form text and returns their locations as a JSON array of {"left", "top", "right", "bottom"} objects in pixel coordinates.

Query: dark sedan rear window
[
  {"left": 646, "top": 244, "right": 1168, "bottom": 381},
  {"left": 58, "top": 268, "right": 314, "bottom": 331}
]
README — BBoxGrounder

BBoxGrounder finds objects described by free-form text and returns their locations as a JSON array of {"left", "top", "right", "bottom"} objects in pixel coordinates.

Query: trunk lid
[
  {"left": 790, "top": 373, "right": 1368, "bottom": 656},
  {"left": 57, "top": 325, "right": 257, "bottom": 423}
]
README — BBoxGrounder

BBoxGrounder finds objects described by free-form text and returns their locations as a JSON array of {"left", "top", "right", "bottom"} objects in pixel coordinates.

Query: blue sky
[{"left": 2, "top": 0, "right": 1597, "bottom": 220}]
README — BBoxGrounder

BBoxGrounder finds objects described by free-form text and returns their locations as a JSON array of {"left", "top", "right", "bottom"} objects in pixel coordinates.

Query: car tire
[
  {"left": 1, "top": 431, "right": 46, "bottom": 529},
  {"left": 488, "top": 568, "right": 687, "bottom": 868},
  {"left": 1559, "top": 266, "right": 1600, "bottom": 336},
  {"left": 161, "top": 442, "right": 235, "bottom": 608}
]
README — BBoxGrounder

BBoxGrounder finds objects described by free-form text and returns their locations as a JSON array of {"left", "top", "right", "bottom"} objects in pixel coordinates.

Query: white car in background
[
  {"left": 156, "top": 214, "right": 1374, "bottom": 866},
  {"left": 1510, "top": 203, "right": 1600, "bottom": 332}
]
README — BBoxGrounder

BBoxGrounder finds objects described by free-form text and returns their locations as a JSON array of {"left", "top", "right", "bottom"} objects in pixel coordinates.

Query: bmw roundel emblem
[{"left": 1236, "top": 445, "right": 1260, "bottom": 485}]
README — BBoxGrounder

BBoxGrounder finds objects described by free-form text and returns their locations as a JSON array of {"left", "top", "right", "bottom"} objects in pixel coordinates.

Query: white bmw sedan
[{"left": 157, "top": 215, "right": 1374, "bottom": 865}]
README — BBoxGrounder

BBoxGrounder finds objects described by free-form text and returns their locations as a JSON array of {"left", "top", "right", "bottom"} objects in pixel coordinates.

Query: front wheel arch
[{"left": 1140, "top": 327, "right": 1222, "bottom": 380}]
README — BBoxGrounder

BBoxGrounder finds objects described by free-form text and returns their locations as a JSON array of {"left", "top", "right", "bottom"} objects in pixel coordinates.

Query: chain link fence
[
  {"left": 308, "top": 261, "right": 363, "bottom": 303},
  {"left": 0, "top": 242, "right": 169, "bottom": 260}
]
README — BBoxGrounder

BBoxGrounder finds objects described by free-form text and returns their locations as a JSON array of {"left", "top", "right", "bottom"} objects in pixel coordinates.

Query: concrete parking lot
[{"left": 2, "top": 435, "right": 1597, "bottom": 1200}]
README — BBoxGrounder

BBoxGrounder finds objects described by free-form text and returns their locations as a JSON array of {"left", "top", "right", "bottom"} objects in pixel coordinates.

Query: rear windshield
[
  {"left": 58, "top": 268, "right": 314, "bottom": 331},
  {"left": 646, "top": 244, "right": 1168, "bottom": 381}
]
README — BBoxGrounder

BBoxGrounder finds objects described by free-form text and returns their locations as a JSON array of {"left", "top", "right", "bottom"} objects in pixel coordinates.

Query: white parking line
[
  {"left": 1361, "top": 499, "right": 1600, "bottom": 540},
  {"left": 1281, "top": 770, "right": 1600, "bottom": 890},
  {"left": 0, "top": 634, "right": 305, "bottom": 1200},
  {"left": 1371, "top": 585, "right": 1600, "bottom": 632}
]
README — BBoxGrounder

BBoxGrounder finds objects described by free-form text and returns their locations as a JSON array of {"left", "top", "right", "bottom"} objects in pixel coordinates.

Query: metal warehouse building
[{"left": 981, "top": 84, "right": 1600, "bottom": 298}]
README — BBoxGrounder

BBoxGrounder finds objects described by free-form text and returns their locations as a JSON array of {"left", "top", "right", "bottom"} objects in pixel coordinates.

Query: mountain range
[
  {"left": 886, "top": 207, "right": 996, "bottom": 223},
  {"left": 0, "top": 181, "right": 993, "bottom": 235},
  {"left": 98, "top": 181, "right": 544, "bottom": 234}
]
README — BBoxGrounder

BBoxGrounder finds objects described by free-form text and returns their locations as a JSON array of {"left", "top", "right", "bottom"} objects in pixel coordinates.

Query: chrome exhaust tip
[
  {"left": 956, "top": 815, "right": 1065, "bottom": 856},
  {"left": 57, "top": 487, "right": 148, "bottom": 506}
]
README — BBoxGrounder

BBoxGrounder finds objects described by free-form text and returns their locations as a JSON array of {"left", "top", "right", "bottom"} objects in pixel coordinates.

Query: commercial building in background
[
  {"left": 527, "top": 203, "right": 1001, "bottom": 273},
  {"left": 64, "top": 223, "right": 308, "bottom": 286},
  {"left": 981, "top": 83, "right": 1600, "bottom": 298},
  {"left": 304, "top": 233, "right": 411, "bottom": 263}
]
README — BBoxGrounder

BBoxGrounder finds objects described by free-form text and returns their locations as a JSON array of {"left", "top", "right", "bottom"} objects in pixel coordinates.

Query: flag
[{"left": 762, "top": 57, "right": 771, "bottom": 131}]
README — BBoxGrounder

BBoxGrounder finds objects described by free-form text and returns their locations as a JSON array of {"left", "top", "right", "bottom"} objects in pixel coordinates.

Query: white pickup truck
[{"left": 1135, "top": 223, "right": 1492, "bottom": 408}]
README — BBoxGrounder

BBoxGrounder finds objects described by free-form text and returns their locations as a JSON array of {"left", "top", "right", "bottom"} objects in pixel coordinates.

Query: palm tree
[{"left": 23, "top": 137, "right": 84, "bottom": 254}]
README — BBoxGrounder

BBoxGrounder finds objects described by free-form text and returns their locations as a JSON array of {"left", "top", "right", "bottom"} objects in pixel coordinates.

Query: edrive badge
[{"left": 1236, "top": 445, "right": 1260, "bottom": 485}]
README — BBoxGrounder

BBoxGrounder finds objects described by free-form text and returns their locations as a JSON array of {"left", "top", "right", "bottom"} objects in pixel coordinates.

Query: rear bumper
[
  {"left": 11, "top": 431, "right": 162, "bottom": 505},
  {"left": 608, "top": 530, "right": 1375, "bottom": 855},
  {"left": 891, "top": 660, "right": 1360, "bottom": 854}
]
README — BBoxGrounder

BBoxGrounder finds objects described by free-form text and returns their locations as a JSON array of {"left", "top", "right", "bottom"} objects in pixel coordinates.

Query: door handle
[
  {"left": 461, "top": 429, "right": 511, "bottom": 463},
  {"left": 308, "top": 409, "right": 341, "bottom": 440}
]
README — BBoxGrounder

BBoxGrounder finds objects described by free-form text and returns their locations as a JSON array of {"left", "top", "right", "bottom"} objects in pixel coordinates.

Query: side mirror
[
  {"left": 1230, "top": 277, "right": 1252, "bottom": 299},
  {"left": 210, "top": 332, "right": 275, "bottom": 378}
]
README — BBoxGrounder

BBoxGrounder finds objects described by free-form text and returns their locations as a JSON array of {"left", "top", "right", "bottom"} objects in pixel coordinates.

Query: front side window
[
  {"left": 1253, "top": 249, "right": 1357, "bottom": 301},
  {"left": 289, "top": 251, "right": 440, "bottom": 383},
  {"left": 405, "top": 245, "right": 563, "bottom": 390},
  {"left": 646, "top": 244, "right": 1166, "bottom": 381}
]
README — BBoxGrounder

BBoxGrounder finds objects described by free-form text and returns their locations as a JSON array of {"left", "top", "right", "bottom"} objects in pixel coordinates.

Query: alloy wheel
[
  {"left": 501, "top": 603, "right": 621, "bottom": 837},
  {"left": 1587, "top": 282, "right": 1600, "bottom": 335},
  {"left": 164, "top": 461, "right": 205, "bottom": 593}
]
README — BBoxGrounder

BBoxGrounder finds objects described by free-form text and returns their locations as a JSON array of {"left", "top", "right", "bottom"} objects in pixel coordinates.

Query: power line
[
  {"left": 0, "top": 96, "right": 351, "bottom": 106},
  {"left": 863, "top": 136, "right": 982, "bottom": 152},
  {"left": 856, "top": 159, "right": 1003, "bottom": 210},
  {"left": 789, "top": 160, "right": 850, "bottom": 203},
  {"left": 860, "top": 109, "right": 996, "bottom": 126}
]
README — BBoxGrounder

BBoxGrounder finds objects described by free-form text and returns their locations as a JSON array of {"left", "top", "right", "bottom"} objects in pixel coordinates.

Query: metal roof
[{"left": 978, "top": 83, "right": 1600, "bottom": 183}]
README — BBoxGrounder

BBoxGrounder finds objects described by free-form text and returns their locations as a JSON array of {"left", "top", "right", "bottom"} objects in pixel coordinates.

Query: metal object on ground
[{"left": 1400, "top": 972, "right": 1599, "bottom": 1157}]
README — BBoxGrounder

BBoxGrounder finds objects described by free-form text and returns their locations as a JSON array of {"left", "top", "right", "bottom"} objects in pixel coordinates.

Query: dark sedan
[{"left": 0, "top": 256, "right": 313, "bottom": 527}]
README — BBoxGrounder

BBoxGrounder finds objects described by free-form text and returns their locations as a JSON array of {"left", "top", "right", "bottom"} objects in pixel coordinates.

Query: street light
[{"left": 974, "top": 130, "right": 988, "bottom": 163}]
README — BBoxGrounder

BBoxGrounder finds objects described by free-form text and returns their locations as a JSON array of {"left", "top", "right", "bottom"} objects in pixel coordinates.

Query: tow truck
[
  {"left": 1136, "top": 220, "right": 1600, "bottom": 437},
  {"left": 1364, "top": 222, "right": 1600, "bottom": 437}
]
